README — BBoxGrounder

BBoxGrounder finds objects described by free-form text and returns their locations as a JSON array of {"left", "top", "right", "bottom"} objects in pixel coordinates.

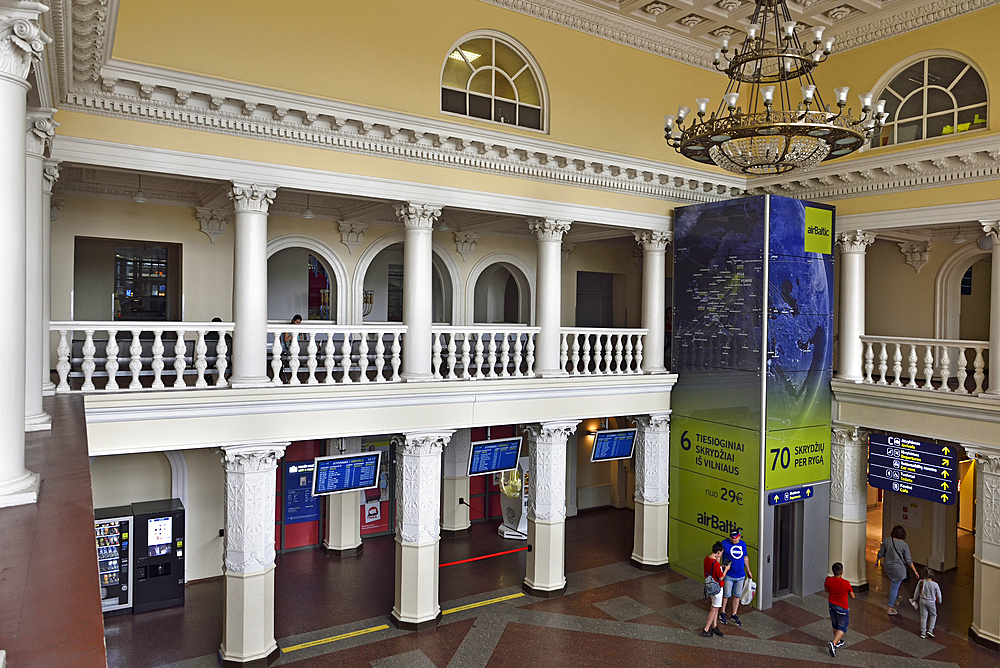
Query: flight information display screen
[
  {"left": 468, "top": 437, "right": 522, "bottom": 476},
  {"left": 590, "top": 429, "right": 637, "bottom": 462},
  {"left": 312, "top": 452, "right": 382, "bottom": 496}
]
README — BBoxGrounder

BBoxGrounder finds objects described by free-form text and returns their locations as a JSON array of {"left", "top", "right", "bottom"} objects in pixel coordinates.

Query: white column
[
  {"left": 969, "top": 452, "right": 1000, "bottom": 648},
  {"left": 441, "top": 428, "right": 472, "bottom": 535},
  {"left": 229, "top": 183, "right": 276, "bottom": 387},
  {"left": 220, "top": 442, "right": 288, "bottom": 667},
  {"left": 829, "top": 425, "right": 869, "bottom": 589},
  {"left": 24, "top": 108, "right": 56, "bottom": 431},
  {"left": 529, "top": 218, "right": 571, "bottom": 376},
  {"left": 632, "top": 412, "right": 671, "bottom": 568},
  {"left": 835, "top": 231, "right": 875, "bottom": 382},
  {"left": 324, "top": 437, "right": 363, "bottom": 556},
  {"left": 0, "top": 2, "right": 48, "bottom": 508},
  {"left": 41, "top": 159, "right": 58, "bottom": 396},
  {"left": 392, "top": 429, "right": 453, "bottom": 629},
  {"left": 523, "top": 420, "right": 579, "bottom": 596},
  {"left": 635, "top": 231, "right": 671, "bottom": 374},
  {"left": 981, "top": 220, "right": 1000, "bottom": 397},
  {"left": 395, "top": 203, "right": 442, "bottom": 381}
]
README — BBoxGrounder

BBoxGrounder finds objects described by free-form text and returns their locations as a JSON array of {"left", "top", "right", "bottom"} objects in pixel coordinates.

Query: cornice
[
  {"left": 839, "top": 198, "right": 1000, "bottom": 231},
  {"left": 832, "top": 0, "right": 1000, "bottom": 52}
]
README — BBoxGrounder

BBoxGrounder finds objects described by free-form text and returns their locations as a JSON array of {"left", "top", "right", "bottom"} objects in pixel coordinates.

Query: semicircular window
[
  {"left": 873, "top": 55, "right": 987, "bottom": 148},
  {"left": 441, "top": 34, "right": 545, "bottom": 132}
]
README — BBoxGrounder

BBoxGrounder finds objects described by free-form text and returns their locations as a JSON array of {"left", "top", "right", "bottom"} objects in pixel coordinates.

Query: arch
[
  {"left": 352, "top": 230, "right": 463, "bottom": 325},
  {"left": 466, "top": 252, "right": 536, "bottom": 326},
  {"left": 933, "top": 242, "right": 991, "bottom": 340},
  {"left": 267, "top": 235, "right": 349, "bottom": 324},
  {"left": 440, "top": 30, "right": 549, "bottom": 133}
]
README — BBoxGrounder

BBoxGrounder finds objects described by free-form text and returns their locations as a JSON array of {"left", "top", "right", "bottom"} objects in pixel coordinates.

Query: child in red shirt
[{"left": 825, "top": 562, "right": 855, "bottom": 657}]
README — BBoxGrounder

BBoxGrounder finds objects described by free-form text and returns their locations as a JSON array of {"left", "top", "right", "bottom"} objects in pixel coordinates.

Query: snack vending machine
[
  {"left": 94, "top": 506, "right": 133, "bottom": 615},
  {"left": 131, "top": 499, "right": 185, "bottom": 613}
]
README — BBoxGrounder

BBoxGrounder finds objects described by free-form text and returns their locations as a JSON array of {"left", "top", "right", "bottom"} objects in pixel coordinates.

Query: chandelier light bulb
[
  {"left": 720, "top": 35, "right": 731, "bottom": 51},
  {"left": 834, "top": 86, "right": 850, "bottom": 105},
  {"left": 823, "top": 37, "right": 835, "bottom": 53},
  {"left": 875, "top": 99, "right": 887, "bottom": 114},
  {"left": 677, "top": 105, "right": 691, "bottom": 121},
  {"left": 782, "top": 20, "right": 797, "bottom": 39},
  {"left": 695, "top": 98, "right": 711, "bottom": 115},
  {"left": 812, "top": 51, "right": 824, "bottom": 63},
  {"left": 878, "top": 112, "right": 889, "bottom": 123},
  {"left": 812, "top": 26, "right": 825, "bottom": 42},
  {"left": 748, "top": 24, "right": 761, "bottom": 40},
  {"left": 723, "top": 92, "right": 740, "bottom": 110},
  {"left": 783, "top": 59, "right": 793, "bottom": 74},
  {"left": 670, "top": 128, "right": 682, "bottom": 140},
  {"left": 760, "top": 86, "right": 775, "bottom": 104},
  {"left": 663, "top": 115, "right": 676, "bottom": 130},
  {"left": 858, "top": 92, "right": 874, "bottom": 110},
  {"left": 714, "top": 51, "right": 722, "bottom": 65},
  {"left": 801, "top": 85, "right": 816, "bottom": 104}
]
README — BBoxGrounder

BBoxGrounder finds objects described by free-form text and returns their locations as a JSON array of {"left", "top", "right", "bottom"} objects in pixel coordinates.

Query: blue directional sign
[
  {"left": 767, "top": 485, "right": 814, "bottom": 506},
  {"left": 590, "top": 428, "right": 638, "bottom": 462},
  {"left": 468, "top": 438, "right": 522, "bottom": 476},
  {"left": 312, "top": 452, "right": 381, "bottom": 496},
  {"left": 868, "top": 433, "right": 956, "bottom": 505}
]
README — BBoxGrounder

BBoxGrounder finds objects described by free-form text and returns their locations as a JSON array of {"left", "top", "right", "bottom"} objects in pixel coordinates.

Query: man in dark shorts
[
  {"left": 720, "top": 528, "right": 752, "bottom": 626},
  {"left": 825, "top": 562, "right": 855, "bottom": 657}
]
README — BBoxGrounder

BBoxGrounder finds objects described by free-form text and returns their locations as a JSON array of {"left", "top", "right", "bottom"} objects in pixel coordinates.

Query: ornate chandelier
[{"left": 663, "top": 0, "right": 888, "bottom": 176}]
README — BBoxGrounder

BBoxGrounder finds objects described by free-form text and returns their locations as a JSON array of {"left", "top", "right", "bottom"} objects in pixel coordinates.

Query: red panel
[
  {"left": 469, "top": 495, "right": 486, "bottom": 520},
  {"left": 493, "top": 425, "right": 516, "bottom": 438},
  {"left": 487, "top": 474, "right": 500, "bottom": 492},
  {"left": 469, "top": 475, "right": 485, "bottom": 495},
  {"left": 488, "top": 494, "right": 502, "bottom": 518},
  {"left": 274, "top": 523, "right": 281, "bottom": 551},
  {"left": 360, "top": 500, "right": 391, "bottom": 535},
  {"left": 275, "top": 494, "right": 281, "bottom": 522},
  {"left": 286, "top": 440, "right": 321, "bottom": 461},
  {"left": 284, "top": 521, "right": 319, "bottom": 549},
  {"left": 471, "top": 427, "right": 487, "bottom": 441}
]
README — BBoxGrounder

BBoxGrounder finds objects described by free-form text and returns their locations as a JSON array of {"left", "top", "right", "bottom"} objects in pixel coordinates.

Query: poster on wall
[{"left": 360, "top": 438, "right": 392, "bottom": 535}]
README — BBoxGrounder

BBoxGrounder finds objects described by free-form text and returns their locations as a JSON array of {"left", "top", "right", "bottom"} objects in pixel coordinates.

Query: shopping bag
[{"left": 741, "top": 577, "right": 757, "bottom": 605}]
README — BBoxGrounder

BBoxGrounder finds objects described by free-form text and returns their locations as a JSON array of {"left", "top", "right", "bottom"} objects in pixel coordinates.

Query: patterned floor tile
[
  {"left": 732, "top": 611, "right": 793, "bottom": 640},
  {"left": 660, "top": 579, "right": 706, "bottom": 603},
  {"left": 661, "top": 602, "right": 713, "bottom": 630},
  {"left": 593, "top": 595, "right": 655, "bottom": 621},
  {"left": 796, "top": 619, "right": 867, "bottom": 647},
  {"left": 872, "top": 627, "right": 944, "bottom": 659}
]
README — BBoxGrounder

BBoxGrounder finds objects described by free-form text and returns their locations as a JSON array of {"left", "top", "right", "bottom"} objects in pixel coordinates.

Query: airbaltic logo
[
  {"left": 804, "top": 206, "right": 833, "bottom": 255},
  {"left": 697, "top": 513, "right": 739, "bottom": 535}
]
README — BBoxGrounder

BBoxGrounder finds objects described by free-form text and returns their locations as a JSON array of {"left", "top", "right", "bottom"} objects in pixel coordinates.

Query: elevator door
[{"left": 773, "top": 502, "right": 798, "bottom": 597}]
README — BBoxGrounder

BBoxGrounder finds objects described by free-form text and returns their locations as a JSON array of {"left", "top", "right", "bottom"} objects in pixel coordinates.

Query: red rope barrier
[{"left": 439, "top": 546, "right": 528, "bottom": 567}]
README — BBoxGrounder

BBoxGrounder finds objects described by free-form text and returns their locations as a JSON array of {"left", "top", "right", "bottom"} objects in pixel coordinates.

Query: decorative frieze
[
  {"left": 633, "top": 413, "right": 670, "bottom": 504},
  {"left": 229, "top": 183, "right": 276, "bottom": 214},
  {"left": 394, "top": 431, "right": 452, "bottom": 544},
  {"left": 528, "top": 218, "right": 572, "bottom": 242},
  {"left": 836, "top": 230, "right": 876, "bottom": 254},
  {"left": 395, "top": 202, "right": 442, "bottom": 230},
  {"left": 0, "top": 3, "right": 50, "bottom": 82},
  {"left": 221, "top": 443, "right": 288, "bottom": 574},
  {"left": 195, "top": 206, "right": 232, "bottom": 244},
  {"left": 524, "top": 421, "right": 579, "bottom": 521},
  {"left": 899, "top": 241, "right": 931, "bottom": 274},
  {"left": 338, "top": 221, "right": 369, "bottom": 254},
  {"left": 453, "top": 231, "right": 480, "bottom": 262},
  {"left": 69, "top": 0, "right": 106, "bottom": 83}
]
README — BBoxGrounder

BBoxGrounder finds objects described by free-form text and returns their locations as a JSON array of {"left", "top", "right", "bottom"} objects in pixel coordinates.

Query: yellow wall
[
  {"left": 864, "top": 239, "right": 939, "bottom": 338},
  {"left": 827, "top": 181, "right": 999, "bottom": 216}
]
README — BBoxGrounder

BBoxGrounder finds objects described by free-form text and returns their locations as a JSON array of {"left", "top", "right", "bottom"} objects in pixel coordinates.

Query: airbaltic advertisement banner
[{"left": 669, "top": 195, "right": 832, "bottom": 584}]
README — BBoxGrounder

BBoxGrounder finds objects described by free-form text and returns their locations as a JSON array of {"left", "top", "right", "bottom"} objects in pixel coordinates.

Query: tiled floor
[{"left": 102, "top": 505, "right": 996, "bottom": 667}]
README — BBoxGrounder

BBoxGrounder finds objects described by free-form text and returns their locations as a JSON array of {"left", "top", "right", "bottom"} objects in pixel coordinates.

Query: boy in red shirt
[{"left": 825, "top": 562, "right": 855, "bottom": 657}]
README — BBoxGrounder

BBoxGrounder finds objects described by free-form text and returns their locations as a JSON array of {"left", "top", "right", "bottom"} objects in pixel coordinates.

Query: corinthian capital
[
  {"left": 981, "top": 219, "right": 1000, "bottom": 242},
  {"left": 836, "top": 230, "right": 876, "bottom": 254},
  {"left": 394, "top": 202, "right": 442, "bottom": 229},
  {"left": 229, "top": 183, "right": 277, "bottom": 213},
  {"left": 25, "top": 108, "right": 57, "bottom": 157},
  {"left": 634, "top": 230, "right": 672, "bottom": 252},
  {"left": 0, "top": 2, "right": 50, "bottom": 83},
  {"left": 528, "top": 217, "right": 572, "bottom": 241},
  {"left": 42, "top": 159, "right": 60, "bottom": 194}
]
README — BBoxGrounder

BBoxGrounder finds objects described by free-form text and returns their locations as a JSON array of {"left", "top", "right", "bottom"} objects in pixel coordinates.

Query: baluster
[
  {"left": 973, "top": 347, "right": 986, "bottom": 395},
  {"left": 288, "top": 335, "right": 301, "bottom": 385},
  {"left": 581, "top": 335, "right": 592, "bottom": 375},
  {"left": 592, "top": 335, "right": 603, "bottom": 375},
  {"left": 55, "top": 329, "right": 71, "bottom": 393},
  {"left": 446, "top": 333, "right": 458, "bottom": 380},
  {"left": 937, "top": 347, "right": 952, "bottom": 392},
  {"left": 487, "top": 333, "right": 498, "bottom": 378},
  {"left": 306, "top": 333, "right": 318, "bottom": 384},
  {"left": 214, "top": 328, "right": 229, "bottom": 388},
  {"left": 324, "top": 334, "right": 336, "bottom": 384},
  {"left": 513, "top": 334, "right": 523, "bottom": 377},
  {"left": 906, "top": 344, "right": 919, "bottom": 389},
  {"left": 876, "top": 342, "right": 888, "bottom": 385},
  {"left": 129, "top": 330, "right": 143, "bottom": 389},
  {"left": 570, "top": 334, "right": 580, "bottom": 375},
  {"left": 560, "top": 332, "right": 569, "bottom": 374},
  {"left": 863, "top": 341, "right": 874, "bottom": 384},
  {"left": 525, "top": 333, "right": 536, "bottom": 377},
  {"left": 271, "top": 340, "right": 283, "bottom": 385},
  {"left": 604, "top": 334, "right": 614, "bottom": 375},
  {"left": 340, "top": 332, "right": 352, "bottom": 383},
  {"left": 890, "top": 343, "right": 902, "bottom": 387},
  {"left": 81, "top": 329, "right": 97, "bottom": 391},
  {"left": 104, "top": 330, "right": 120, "bottom": 391},
  {"left": 473, "top": 332, "right": 485, "bottom": 379},
  {"left": 955, "top": 347, "right": 969, "bottom": 394},
  {"left": 921, "top": 345, "right": 934, "bottom": 390},
  {"left": 173, "top": 330, "right": 187, "bottom": 388},
  {"left": 390, "top": 332, "right": 402, "bottom": 382},
  {"left": 195, "top": 330, "right": 208, "bottom": 388},
  {"left": 461, "top": 333, "right": 471, "bottom": 380},
  {"left": 634, "top": 335, "right": 643, "bottom": 373},
  {"left": 432, "top": 332, "right": 443, "bottom": 379},
  {"left": 500, "top": 333, "right": 511, "bottom": 378},
  {"left": 151, "top": 330, "right": 165, "bottom": 390},
  {"left": 614, "top": 334, "right": 624, "bottom": 375},
  {"left": 358, "top": 333, "right": 370, "bottom": 383},
  {"left": 624, "top": 336, "right": 634, "bottom": 374},
  {"left": 374, "top": 332, "right": 386, "bottom": 382}
]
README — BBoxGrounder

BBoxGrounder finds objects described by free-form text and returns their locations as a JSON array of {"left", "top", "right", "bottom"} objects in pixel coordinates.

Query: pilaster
[
  {"left": 969, "top": 451, "right": 1000, "bottom": 649},
  {"left": 828, "top": 425, "right": 869, "bottom": 589},
  {"left": 631, "top": 412, "right": 671, "bottom": 568},
  {"left": 529, "top": 218, "right": 571, "bottom": 377},
  {"left": 835, "top": 231, "right": 875, "bottom": 382},
  {"left": 396, "top": 203, "right": 442, "bottom": 381},
  {"left": 523, "top": 420, "right": 579, "bottom": 596},
  {"left": 41, "top": 159, "right": 58, "bottom": 396},
  {"left": 635, "top": 231, "right": 671, "bottom": 374},
  {"left": 219, "top": 442, "right": 288, "bottom": 667}
]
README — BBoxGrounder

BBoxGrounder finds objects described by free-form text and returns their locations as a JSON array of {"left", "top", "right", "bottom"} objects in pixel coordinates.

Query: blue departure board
[
  {"left": 312, "top": 452, "right": 382, "bottom": 496},
  {"left": 468, "top": 437, "right": 522, "bottom": 476},
  {"left": 590, "top": 429, "right": 637, "bottom": 462}
]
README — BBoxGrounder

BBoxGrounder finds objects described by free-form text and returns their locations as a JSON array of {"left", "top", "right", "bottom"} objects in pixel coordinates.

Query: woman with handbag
[
  {"left": 702, "top": 542, "right": 730, "bottom": 637},
  {"left": 875, "top": 525, "right": 920, "bottom": 615}
]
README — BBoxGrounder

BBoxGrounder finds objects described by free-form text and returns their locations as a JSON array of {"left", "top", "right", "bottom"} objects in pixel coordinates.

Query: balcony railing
[
  {"left": 431, "top": 327, "right": 540, "bottom": 379},
  {"left": 267, "top": 324, "right": 406, "bottom": 385},
  {"left": 860, "top": 336, "right": 991, "bottom": 394},
  {"left": 561, "top": 328, "right": 646, "bottom": 375}
]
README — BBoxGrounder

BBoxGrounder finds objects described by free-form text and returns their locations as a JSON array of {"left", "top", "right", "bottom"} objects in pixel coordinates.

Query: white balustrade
[
  {"left": 51, "top": 321, "right": 234, "bottom": 393},
  {"left": 560, "top": 328, "right": 647, "bottom": 375},
  {"left": 430, "top": 327, "right": 540, "bottom": 380},
  {"left": 860, "top": 336, "right": 990, "bottom": 395},
  {"left": 266, "top": 324, "right": 406, "bottom": 385}
]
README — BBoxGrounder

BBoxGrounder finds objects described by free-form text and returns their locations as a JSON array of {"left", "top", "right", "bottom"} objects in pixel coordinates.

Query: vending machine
[
  {"left": 131, "top": 499, "right": 185, "bottom": 613},
  {"left": 94, "top": 506, "right": 133, "bottom": 615}
]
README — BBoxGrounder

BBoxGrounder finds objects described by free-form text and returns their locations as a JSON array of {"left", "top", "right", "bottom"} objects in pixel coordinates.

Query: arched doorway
[
  {"left": 267, "top": 248, "right": 337, "bottom": 322},
  {"left": 359, "top": 242, "right": 455, "bottom": 324},
  {"left": 468, "top": 254, "right": 534, "bottom": 325},
  {"left": 934, "top": 244, "right": 992, "bottom": 340}
]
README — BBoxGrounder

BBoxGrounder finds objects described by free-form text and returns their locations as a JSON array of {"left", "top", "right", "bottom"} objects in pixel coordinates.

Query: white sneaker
[
  {"left": 828, "top": 641, "right": 836, "bottom": 657},
  {"left": 927, "top": 631, "right": 935, "bottom": 638}
]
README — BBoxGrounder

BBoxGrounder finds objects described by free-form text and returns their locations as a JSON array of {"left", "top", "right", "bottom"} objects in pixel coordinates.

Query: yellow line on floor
[
  {"left": 282, "top": 624, "right": 391, "bottom": 653},
  {"left": 442, "top": 592, "right": 525, "bottom": 615}
]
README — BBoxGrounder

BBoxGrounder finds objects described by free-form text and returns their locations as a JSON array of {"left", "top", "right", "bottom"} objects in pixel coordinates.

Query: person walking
[
  {"left": 825, "top": 562, "right": 855, "bottom": 657},
  {"left": 875, "top": 524, "right": 920, "bottom": 615},
  {"left": 719, "top": 528, "right": 752, "bottom": 626},
  {"left": 911, "top": 568, "right": 943, "bottom": 638},
  {"left": 702, "top": 541, "right": 729, "bottom": 638}
]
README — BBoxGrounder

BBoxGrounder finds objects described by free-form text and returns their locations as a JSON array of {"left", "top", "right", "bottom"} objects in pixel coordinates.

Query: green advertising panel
[
  {"left": 764, "top": 425, "right": 832, "bottom": 490},
  {"left": 669, "top": 466, "right": 759, "bottom": 546},
  {"left": 668, "top": 519, "right": 759, "bottom": 585},
  {"left": 670, "top": 416, "right": 761, "bottom": 487}
]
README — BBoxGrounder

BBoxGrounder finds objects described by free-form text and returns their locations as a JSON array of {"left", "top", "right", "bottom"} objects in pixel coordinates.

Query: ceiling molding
[
  {"left": 837, "top": 198, "right": 1000, "bottom": 231},
  {"left": 832, "top": 0, "right": 1000, "bottom": 52}
]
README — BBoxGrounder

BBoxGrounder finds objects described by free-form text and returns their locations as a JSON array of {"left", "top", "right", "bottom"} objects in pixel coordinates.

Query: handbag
[{"left": 891, "top": 538, "right": 911, "bottom": 583}]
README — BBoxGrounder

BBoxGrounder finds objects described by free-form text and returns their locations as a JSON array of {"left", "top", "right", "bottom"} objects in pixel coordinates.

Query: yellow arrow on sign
[
  {"left": 942, "top": 470, "right": 950, "bottom": 478},
  {"left": 940, "top": 494, "right": 949, "bottom": 502},
  {"left": 941, "top": 482, "right": 949, "bottom": 491},
  {"left": 941, "top": 459, "right": 950, "bottom": 467},
  {"left": 941, "top": 446, "right": 951, "bottom": 455}
]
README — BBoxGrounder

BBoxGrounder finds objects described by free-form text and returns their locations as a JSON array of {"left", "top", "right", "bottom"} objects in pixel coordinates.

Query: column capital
[
  {"left": 965, "top": 448, "right": 1000, "bottom": 473},
  {"left": 221, "top": 442, "right": 288, "bottom": 474},
  {"left": 395, "top": 202, "right": 442, "bottom": 229},
  {"left": 836, "top": 230, "right": 876, "bottom": 253},
  {"left": 229, "top": 183, "right": 277, "bottom": 214},
  {"left": 831, "top": 423, "right": 866, "bottom": 447},
  {"left": 528, "top": 218, "right": 572, "bottom": 241},
  {"left": 981, "top": 219, "right": 1000, "bottom": 241},
  {"left": 25, "top": 108, "right": 57, "bottom": 158},
  {"left": 41, "top": 158, "right": 59, "bottom": 194},
  {"left": 633, "top": 411, "right": 671, "bottom": 430},
  {"left": 394, "top": 431, "right": 450, "bottom": 544},
  {"left": 524, "top": 420, "right": 578, "bottom": 443},
  {"left": 0, "top": 2, "right": 50, "bottom": 84},
  {"left": 397, "top": 430, "right": 454, "bottom": 456},
  {"left": 634, "top": 230, "right": 672, "bottom": 252}
]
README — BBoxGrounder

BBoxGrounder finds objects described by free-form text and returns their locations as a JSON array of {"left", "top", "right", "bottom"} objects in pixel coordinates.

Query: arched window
[
  {"left": 872, "top": 53, "right": 987, "bottom": 148},
  {"left": 441, "top": 32, "right": 546, "bottom": 132}
]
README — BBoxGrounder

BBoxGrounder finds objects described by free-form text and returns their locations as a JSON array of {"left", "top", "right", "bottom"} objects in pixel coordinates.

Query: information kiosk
[{"left": 131, "top": 499, "right": 185, "bottom": 613}]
